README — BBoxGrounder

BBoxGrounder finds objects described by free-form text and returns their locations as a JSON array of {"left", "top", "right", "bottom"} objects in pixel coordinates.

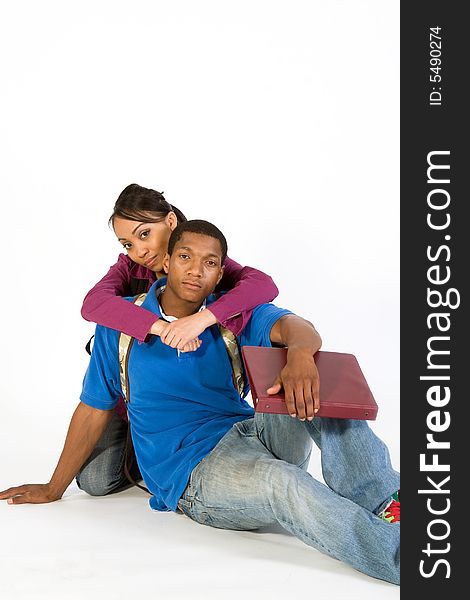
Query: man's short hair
[{"left": 167, "top": 220, "right": 228, "bottom": 263}]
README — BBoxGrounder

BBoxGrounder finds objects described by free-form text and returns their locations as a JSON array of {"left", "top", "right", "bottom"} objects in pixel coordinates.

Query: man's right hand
[{"left": 0, "top": 483, "right": 62, "bottom": 505}]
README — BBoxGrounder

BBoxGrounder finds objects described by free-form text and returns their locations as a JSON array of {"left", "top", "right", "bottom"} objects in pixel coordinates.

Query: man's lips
[{"left": 181, "top": 280, "right": 202, "bottom": 290}]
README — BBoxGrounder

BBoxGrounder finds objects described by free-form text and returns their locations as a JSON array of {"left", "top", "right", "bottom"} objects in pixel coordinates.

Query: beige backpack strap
[
  {"left": 118, "top": 292, "right": 151, "bottom": 495},
  {"left": 118, "top": 293, "right": 147, "bottom": 402},
  {"left": 218, "top": 325, "right": 245, "bottom": 397}
]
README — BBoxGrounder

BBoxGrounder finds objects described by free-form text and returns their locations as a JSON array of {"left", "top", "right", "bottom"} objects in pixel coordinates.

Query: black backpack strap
[{"left": 85, "top": 335, "right": 94, "bottom": 356}]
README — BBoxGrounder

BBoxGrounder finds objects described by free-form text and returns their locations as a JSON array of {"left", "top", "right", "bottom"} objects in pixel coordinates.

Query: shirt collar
[{"left": 156, "top": 284, "right": 206, "bottom": 322}]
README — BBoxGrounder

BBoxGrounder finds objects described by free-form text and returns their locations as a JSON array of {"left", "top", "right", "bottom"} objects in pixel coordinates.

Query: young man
[{"left": 0, "top": 220, "right": 400, "bottom": 584}]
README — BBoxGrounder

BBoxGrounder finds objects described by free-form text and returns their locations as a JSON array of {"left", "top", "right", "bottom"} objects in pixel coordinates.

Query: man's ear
[
  {"left": 162, "top": 253, "right": 170, "bottom": 274},
  {"left": 167, "top": 211, "right": 178, "bottom": 231},
  {"left": 216, "top": 265, "right": 224, "bottom": 286}
]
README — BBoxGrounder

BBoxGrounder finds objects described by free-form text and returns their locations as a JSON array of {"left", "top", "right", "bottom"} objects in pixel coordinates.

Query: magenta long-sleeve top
[{"left": 81, "top": 253, "right": 279, "bottom": 341}]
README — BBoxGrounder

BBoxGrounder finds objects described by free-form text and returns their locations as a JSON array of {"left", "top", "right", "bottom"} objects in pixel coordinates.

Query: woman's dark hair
[{"left": 109, "top": 184, "right": 187, "bottom": 227}]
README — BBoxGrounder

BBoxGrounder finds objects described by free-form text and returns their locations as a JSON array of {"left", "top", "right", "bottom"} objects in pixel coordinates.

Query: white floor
[{"left": 0, "top": 425, "right": 400, "bottom": 600}]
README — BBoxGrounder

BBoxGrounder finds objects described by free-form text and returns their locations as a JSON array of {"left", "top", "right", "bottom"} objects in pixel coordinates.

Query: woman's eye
[
  {"left": 140, "top": 230, "right": 150, "bottom": 239},
  {"left": 123, "top": 243, "right": 132, "bottom": 250}
]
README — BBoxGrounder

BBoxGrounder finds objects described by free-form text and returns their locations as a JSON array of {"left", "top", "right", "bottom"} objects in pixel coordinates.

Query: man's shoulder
[
  {"left": 250, "top": 303, "right": 293, "bottom": 319},
  {"left": 93, "top": 322, "right": 120, "bottom": 353},
  {"left": 238, "top": 303, "right": 293, "bottom": 346}
]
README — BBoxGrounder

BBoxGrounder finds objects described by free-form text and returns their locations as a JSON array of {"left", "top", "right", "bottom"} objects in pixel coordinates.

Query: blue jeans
[
  {"left": 76, "top": 411, "right": 142, "bottom": 495},
  {"left": 177, "top": 413, "right": 400, "bottom": 585}
]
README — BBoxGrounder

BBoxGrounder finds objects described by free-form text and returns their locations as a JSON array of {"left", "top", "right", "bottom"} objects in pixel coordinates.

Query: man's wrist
[
  {"left": 47, "top": 480, "right": 66, "bottom": 500},
  {"left": 287, "top": 345, "right": 315, "bottom": 359}
]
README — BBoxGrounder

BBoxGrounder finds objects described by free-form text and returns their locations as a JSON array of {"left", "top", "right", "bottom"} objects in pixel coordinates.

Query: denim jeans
[
  {"left": 177, "top": 413, "right": 400, "bottom": 585},
  {"left": 76, "top": 411, "right": 142, "bottom": 496}
]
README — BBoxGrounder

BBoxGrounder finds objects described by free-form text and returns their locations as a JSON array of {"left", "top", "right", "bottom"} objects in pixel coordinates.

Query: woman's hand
[
  {"left": 150, "top": 310, "right": 217, "bottom": 352},
  {"left": 0, "top": 483, "right": 63, "bottom": 505}
]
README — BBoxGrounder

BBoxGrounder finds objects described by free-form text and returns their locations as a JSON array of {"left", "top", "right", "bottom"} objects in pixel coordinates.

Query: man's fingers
[
  {"left": 313, "top": 382, "right": 320, "bottom": 414},
  {"left": 7, "top": 494, "right": 28, "bottom": 505},
  {"left": 303, "top": 385, "right": 314, "bottom": 421},
  {"left": 266, "top": 377, "right": 282, "bottom": 395},
  {"left": 0, "top": 486, "right": 26, "bottom": 499},
  {"left": 282, "top": 380, "right": 297, "bottom": 418},
  {"left": 294, "top": 382, "right": 307, "bottom": 421}
]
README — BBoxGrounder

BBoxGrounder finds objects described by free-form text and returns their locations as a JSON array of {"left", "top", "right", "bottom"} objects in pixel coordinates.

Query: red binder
[{"left": 241, "top": 346, "right": 378, "bottom": 420}]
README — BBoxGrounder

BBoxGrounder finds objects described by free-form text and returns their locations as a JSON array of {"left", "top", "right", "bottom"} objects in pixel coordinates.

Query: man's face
[{"left": 163, "top": 232, "right": 224, "bottom": 304}]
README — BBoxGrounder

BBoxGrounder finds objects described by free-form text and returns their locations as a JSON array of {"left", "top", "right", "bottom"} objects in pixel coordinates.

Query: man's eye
[
  {"left": 179, "top": 254, "right": 189, "bottom": 259},
  {"left": 207, "top": 261, "right": 217, "bottom": 267}
]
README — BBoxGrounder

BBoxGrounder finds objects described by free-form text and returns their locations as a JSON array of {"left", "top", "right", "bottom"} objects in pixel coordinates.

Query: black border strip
[{"left": 401, "top": 2, "right": 466, "bottom": 595}]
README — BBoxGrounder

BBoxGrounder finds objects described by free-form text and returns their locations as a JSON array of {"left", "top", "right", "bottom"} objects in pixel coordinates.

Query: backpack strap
[
  {"left": 218, "top": 325, "right": 245, "bottom": 397},
  {"left": 118, "top": 292, "right": 147, "bottom": 403},
  {"left": 118, "top": 292, "right": 150, "bottom": 494}
]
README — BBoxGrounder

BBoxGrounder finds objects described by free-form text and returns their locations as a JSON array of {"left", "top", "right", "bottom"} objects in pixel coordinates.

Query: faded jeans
[
  {"left": 177, "top": 413, "right": 400, "bottom": 585},
  {"left": 76, "top": 411, "right": 142, "bottom": 495}
]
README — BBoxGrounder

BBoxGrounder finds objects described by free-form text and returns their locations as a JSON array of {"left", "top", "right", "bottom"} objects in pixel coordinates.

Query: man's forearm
[
  {"left": 48, "top": 402, "right": 113, "bottom": 498},
  {"left": 267, "top": 314, "right": 322, "bottom": 420},
  {"left": 277, "top": 315, "right": 322, "bottom": 356}
]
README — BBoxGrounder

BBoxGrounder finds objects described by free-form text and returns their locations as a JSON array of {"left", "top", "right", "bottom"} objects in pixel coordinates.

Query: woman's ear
[
  {"left": 162, "top": 253, "right": 170, "bottom": 274},
  {"left": 167, "top": 211, "right": 178, "bottom": 231}
]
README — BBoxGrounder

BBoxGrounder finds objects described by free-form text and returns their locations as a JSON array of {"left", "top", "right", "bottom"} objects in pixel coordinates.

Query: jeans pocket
[{"left": 234, "top": 417, "right": 256, "bottom": 437}]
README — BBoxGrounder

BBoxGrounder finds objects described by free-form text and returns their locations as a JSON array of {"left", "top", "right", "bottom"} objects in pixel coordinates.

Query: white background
[{"left": 0, "top": 1, "right": 399, "bottom": 598}]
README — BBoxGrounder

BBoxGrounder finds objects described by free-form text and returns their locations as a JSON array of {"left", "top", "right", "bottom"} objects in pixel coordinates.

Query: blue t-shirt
[{"left": 80, "top": 279, "right": 292, "bottom": 512}]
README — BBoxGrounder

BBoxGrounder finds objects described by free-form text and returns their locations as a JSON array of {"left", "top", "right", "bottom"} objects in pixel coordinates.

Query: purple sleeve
[
  {"left": 81, "top": 254, "right": 159, "bottom": 342},
  {"left": 210, "top": 256, "right": 279, "bottom": 336}
]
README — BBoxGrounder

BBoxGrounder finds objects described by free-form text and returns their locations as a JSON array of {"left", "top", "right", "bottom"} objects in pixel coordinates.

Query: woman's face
[{"left": 113, "top": 212, "right": 177, "bottom": 275}]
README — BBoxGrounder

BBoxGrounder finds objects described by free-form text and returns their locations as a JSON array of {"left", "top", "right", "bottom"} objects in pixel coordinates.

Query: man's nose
[{"left": 187, "top": 260, "right": 203, "bottom": 277}]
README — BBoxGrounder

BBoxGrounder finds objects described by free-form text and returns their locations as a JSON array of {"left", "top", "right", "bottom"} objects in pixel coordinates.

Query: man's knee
[
  {"left": 258, "top": 413, "right": 313, "bottom": 469},
  {"left": 75, "top": 469, "right": 120, "bottom": 496}
]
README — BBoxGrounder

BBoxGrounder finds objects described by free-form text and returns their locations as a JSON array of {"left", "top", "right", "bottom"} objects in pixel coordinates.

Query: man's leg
[
  {"left": 253, "top": 412, "right": 313, "bottom": 470},
  {"left": 305, "top": 417, "right": 399, "bottom": 513},
  {"left": 178, "top": 422, "right": 400, "bottom": 585},
  {"left": 76, "top": 411, "right": 141, "bottom": 496},
  {"left": 255, "top": 413, "right": 399, "bottom": 514}
]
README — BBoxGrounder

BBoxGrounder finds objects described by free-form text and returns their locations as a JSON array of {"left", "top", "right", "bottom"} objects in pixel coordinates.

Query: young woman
[
  {"left": 82, "top": 183, "right": 278, "bottom": 350},
  {"left": 75, "top": 183, "right": 279, "bottom": 495}
]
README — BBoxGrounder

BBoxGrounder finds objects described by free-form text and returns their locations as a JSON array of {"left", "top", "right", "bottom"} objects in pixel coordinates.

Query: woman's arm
[
  {"left": 81, "top": 254, "right": 161, "bottom": 342},
  {"left": 157, "top": 257, "right": 279, "bottom": 349},
  {"left": 212, "top": 256, "right": 279, "bottom": 331}
]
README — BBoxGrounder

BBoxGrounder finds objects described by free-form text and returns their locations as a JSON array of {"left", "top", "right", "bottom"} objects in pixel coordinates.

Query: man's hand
[
  {"left": 267, "top": 348, "right": 320, "bottom": 421},
  {"left": 152, "top": 310, "right": 217, "bottom": 351},
  {"left": 0, "top": 483, "right": 62, "bottom": 505}
]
